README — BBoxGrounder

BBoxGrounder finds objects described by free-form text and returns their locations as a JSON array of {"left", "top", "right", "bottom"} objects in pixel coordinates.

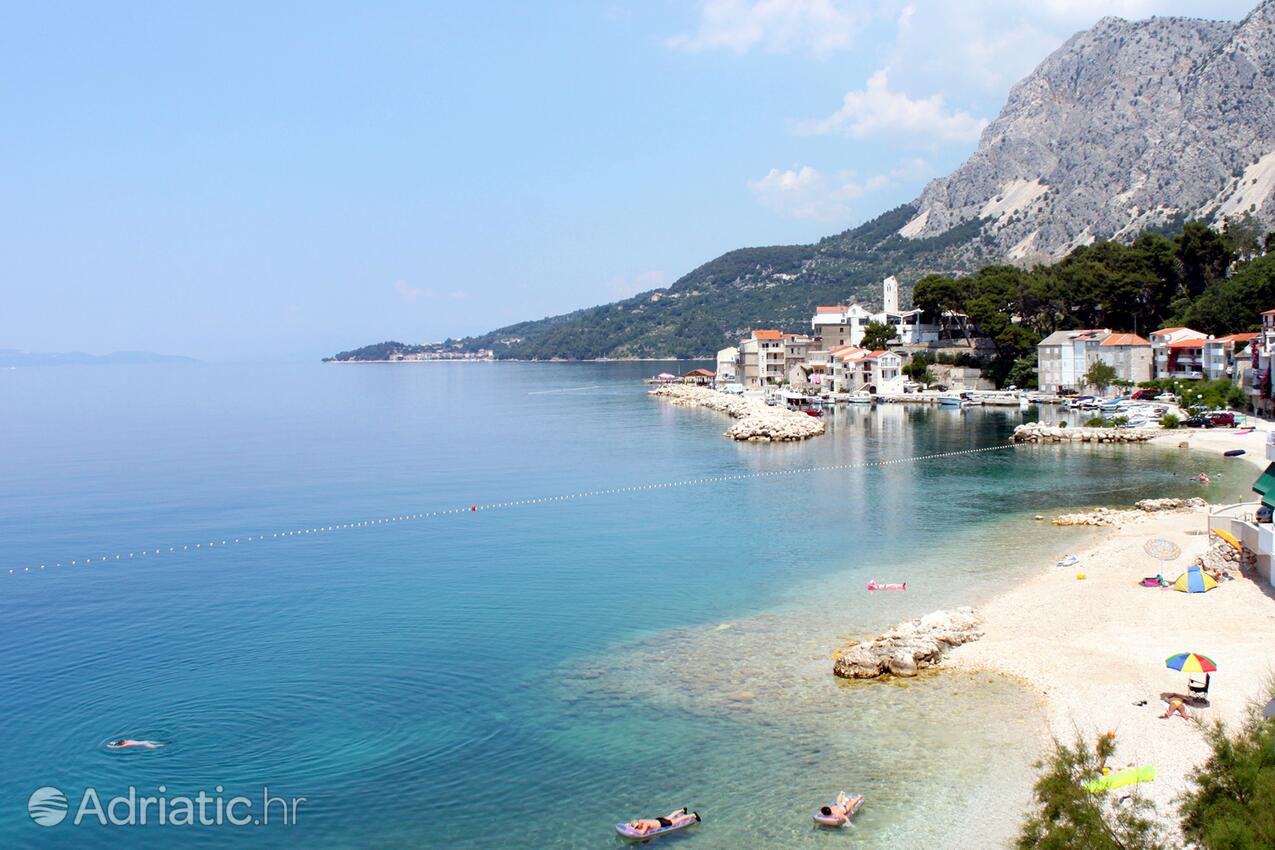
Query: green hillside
[{"left": 445, "top": 205, "right": 991, "bottom": 360}]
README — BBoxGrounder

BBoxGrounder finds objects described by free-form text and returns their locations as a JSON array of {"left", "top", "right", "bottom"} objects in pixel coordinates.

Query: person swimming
[{"left": 106, "top": 739, "right": 163, "bottom": 749}]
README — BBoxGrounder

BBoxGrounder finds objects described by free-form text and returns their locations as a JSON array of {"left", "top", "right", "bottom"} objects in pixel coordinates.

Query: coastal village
[{"left": 695, "top": 275, "right": 1275, "bottom": 413}]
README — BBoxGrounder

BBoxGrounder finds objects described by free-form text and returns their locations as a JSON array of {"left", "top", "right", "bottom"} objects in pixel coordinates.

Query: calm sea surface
[{"left": 0, "top": 362, "right": 1246, "bottom": 848}]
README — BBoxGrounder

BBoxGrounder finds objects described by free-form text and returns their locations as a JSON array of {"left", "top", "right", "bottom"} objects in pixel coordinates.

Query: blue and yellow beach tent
[{"left": 1172, "top": 565, "right": 1217, "bottom": 594}]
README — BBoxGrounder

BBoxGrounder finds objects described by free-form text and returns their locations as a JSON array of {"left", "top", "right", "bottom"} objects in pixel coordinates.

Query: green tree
[
  {"left": 1222, "top": 212, "right": 1265, "bottom": 264},
  {"left": 1176, "top": 221, "right": 1234, "bottom": 298},
  {"left": 1178, "top": 684, "right": 1275, "bottom": 850},
  {"left": 912, "top": 274, "right": 971, "bottom": 341},
  {"left": 903, "top": 355, "right": 934, "bottom": 385},
  {"left": 1006, "top": 354, "right": 1039, "bottom": 389},
  {"left": 1018, "top": 732, "right": 1166, "bottom": 850},
  {"left": 1085, "top": 360, "right": 1118, "bottom": 393},
  {"left": 859, "top": 321, "right": 896, "bottom": 350}
]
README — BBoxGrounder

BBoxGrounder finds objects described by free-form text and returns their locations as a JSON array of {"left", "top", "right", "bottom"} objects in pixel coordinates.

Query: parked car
[
  {"left": 1257, "top": 504, "right": 1273, "bottom": 524},
  {"left": 1131, "top": 389, "right": 1159, "bottom": 400},
  {"left": 1182, "top": 416, "right": 1213, "bottom": 428},
  {"left": 1207, "top": 411, "right": 1236, "bottom": 428},
  {"left": 1154, "top": 393, "right": 1176, "bottom": 403}
]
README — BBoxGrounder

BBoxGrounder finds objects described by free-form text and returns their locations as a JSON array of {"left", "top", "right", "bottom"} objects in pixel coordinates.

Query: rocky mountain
[
  {"left": 332, "top": 1, "right": 1275, "bottom": 361},
  {"left": 906, "top": 1, "right": 1275, "bottom": 262}
]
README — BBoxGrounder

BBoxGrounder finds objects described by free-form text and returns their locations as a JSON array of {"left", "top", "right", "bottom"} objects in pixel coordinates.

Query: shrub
[
  {"left": 1017, "top": 732, "right": 1167, "bottom": 850},
  {"left": 1059, "top": 420, "right": 1068, "bottom": 428},
  {"left": 1161, "top": 413, "right": 1181, "bottom": 429},
  {"left": 1085, "top": 417, "right": 1107, "bottom": 427},
  {"left": 1178, "top": 682, "right": 1275, "bottom": 849}
]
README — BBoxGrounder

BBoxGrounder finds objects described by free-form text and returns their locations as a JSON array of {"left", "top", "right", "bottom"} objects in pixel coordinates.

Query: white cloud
[
  {"left": 798, "top": 69, "right": 988, "bottom": 143},
  {"left": 667, "top": 0, "right": 867, "bottom": 54},
  {"left": 605, "top": 270, "right": 666, "bottom": 300},
  {"left": 748, "top": 159, "right": 933, "bottom": 221}
]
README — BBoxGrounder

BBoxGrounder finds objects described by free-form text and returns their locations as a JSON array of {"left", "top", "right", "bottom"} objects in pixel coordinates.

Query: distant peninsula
[
  {"left": 0, "top": 349, "right": 197, "bottom": 366},
  {"left": 323, "top": 341, "right": 494, "bottom": 363}
]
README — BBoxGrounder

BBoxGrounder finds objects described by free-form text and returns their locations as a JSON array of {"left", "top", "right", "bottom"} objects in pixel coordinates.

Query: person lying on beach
[
  {"left": 819, "top": 793, "right": 864, "bottom": 824},
  {"left": 626, "top": 809, "right": 697, "bottom": 835},
  {"left": 1159, "top": 698, "right": 1190, "bottom": 720},
  {"left": 106, "top": 739, "right": 163, "bottom": 749}
]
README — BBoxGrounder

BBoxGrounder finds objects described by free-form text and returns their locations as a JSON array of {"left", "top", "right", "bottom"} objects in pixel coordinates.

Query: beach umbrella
[
  {"left": 1172, "top": 565, "right": 1217, "bottom": 593},
  {"left": 656, "top": 372, "right": 676, "bottom": 381},
  {"left": 1210, "top": 528, "right": 1242, "bottom": 553},
  {"left": 1143, "top": 538, "right": 1181, "bottom": 561},
  {"left": 1165, "top": 653, "right": 1217, "bottom": 673}
]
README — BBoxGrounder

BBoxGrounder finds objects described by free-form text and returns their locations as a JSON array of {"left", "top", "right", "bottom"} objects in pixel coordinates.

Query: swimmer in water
[{"left": 106, "top": 739, "right": 163, "bottom": 750}]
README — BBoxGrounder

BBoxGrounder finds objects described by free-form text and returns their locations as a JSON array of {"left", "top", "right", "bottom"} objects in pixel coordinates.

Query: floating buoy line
[{"left": 5, "top": 443, "right": 1017, "bottom": 579}]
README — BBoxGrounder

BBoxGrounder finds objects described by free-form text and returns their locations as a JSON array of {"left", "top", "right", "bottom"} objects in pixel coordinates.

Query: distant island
[{"left": 0, "top": 349, "right": 197, "bottom": 367}]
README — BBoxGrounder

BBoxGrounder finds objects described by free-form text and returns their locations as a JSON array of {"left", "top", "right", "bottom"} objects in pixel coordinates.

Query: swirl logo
[{"left": 28, "top": 786, "right": 68, "bottom": 827}]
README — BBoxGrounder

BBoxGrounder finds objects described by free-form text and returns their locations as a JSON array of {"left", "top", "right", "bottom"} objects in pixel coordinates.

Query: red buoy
[{"left": 470, "top": 504, "right": 477, "bottom": 512}]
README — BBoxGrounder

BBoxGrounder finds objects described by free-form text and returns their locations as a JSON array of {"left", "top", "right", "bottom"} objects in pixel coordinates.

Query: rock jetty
[
  {"left": 1012, "top": 423, "right": 1156, "bottom": 444},
  {"left": 649, "top": 384, "right": 825, "bottom": 442},
  {"left": 832, "top": 608, "right": 982, "bottom": 679}
]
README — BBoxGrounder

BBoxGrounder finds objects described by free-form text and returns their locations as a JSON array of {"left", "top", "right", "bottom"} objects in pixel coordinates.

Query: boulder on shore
[{"left": 832, "top": 608, "right": 982, "bottom": 679}]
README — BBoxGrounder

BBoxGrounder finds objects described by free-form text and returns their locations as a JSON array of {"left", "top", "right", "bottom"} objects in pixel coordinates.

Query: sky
[{"left": 0, "top": 1, "right": 1259, "bottom": 361}]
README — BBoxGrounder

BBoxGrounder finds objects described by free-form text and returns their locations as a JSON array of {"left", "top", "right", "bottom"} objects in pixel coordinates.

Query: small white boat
[
  {"left": 1057, "top": 555, "right": 1080, "bottom": 568},
  {"left": 938, "top": 392, "right": 967, "bottom": 407},
  {"left": 847, "top": 391, "right": 872, "bottom": 404}
]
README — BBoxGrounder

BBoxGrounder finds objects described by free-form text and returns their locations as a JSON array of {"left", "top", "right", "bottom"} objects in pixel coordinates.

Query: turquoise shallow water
[{"left": 0, "top": 362, "right": 1244, "bottom": 848}]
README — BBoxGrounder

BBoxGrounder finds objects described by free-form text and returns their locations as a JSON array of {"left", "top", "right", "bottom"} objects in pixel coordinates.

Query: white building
[
  {"left": 830, "top": 347, "right": 903, "bottom": 394},
  {"left": 811, "top": 304, "right": 875, "bottom": 349},
  {"left": 715, "top": 346, "right": 739, "bottom": 385},
  {"left": 1209, "top": 434, "right": 1275, "bottom": 588},
  {"left": 1037, "top": 329, "right": 1110, "bottom": 393},
  {"left": 810, "top": 276, "right": 946, "bottom": 349}
]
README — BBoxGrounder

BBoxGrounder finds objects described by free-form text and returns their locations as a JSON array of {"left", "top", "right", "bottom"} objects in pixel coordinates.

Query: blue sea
[{"left": 0, "top": 362, "right": 1244, "bottom": 848}]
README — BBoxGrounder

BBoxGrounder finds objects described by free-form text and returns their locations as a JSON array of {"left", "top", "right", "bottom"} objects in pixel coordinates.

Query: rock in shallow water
[{"left": 832, "top": 607, "right": 982, "bottom": 680}]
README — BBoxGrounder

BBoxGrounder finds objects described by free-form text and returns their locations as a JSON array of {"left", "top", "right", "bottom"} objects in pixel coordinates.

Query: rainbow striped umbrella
[{"left": 1165, "top": 652, "right": 1217, "bottom": 673}]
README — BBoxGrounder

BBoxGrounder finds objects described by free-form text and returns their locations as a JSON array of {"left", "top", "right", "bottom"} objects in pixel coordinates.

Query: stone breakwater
[
  {"left": 832, "top": 608, "right": 982, "bottom": 679},
  {"left": 649, "top": 384, "right": 825, "bottom": 442},
  {"left": 1012, "top": 422, "right": 1156, "bottom": 444},
  {"left": 1051, "top": 497, "right": 1207, "bottom": 527}
]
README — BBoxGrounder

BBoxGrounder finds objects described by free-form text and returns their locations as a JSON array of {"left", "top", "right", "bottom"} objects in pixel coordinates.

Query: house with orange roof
[
  {"left": 736, "top": 329, "right": 788, "bottom": 388},
  {"left": 1095, "top": 332, "right": 1153, "bottom": 384},
  {"left": 1247, "top": 312, "right": 1275, "bottom": 415},
  {"left": 1149, "top": 327, "right": 1207, "bottom": 379}
]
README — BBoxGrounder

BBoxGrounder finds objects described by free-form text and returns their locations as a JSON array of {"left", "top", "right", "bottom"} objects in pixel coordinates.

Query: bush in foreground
[
  {"left": 1178, "top": 683, "right": 1275, "bottom": 850},
  {"left": 1018, "top": 732, "right": 1166, "bottom": 850}
]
